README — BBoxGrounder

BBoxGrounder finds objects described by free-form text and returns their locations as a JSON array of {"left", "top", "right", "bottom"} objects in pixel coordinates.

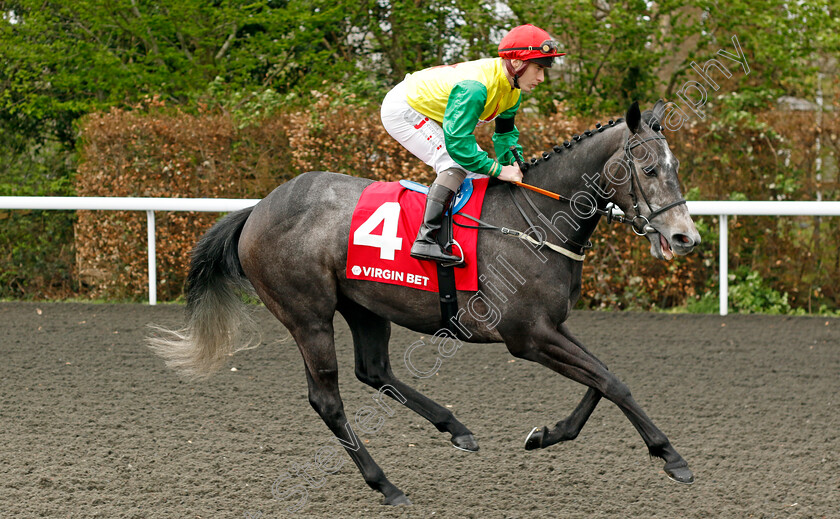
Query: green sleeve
[
  {"left": 493, "top": 124, "right": 522, "bottom": 166},
  {"left": 493, "top": 96, "right": 523, "bottom": 166},
  {"left": 442, "top": 80, "right": 502, "bottom": 177}
]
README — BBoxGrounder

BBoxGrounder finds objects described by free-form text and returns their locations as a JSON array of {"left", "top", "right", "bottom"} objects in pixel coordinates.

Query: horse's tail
[{"left": 147, "top": 207, "right": 257, "bottom": 379}]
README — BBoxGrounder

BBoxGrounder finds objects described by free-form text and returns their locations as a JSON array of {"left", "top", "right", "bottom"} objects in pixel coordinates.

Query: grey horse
[{"left": 148, "top": 100, "right": 701, "bottom": 505}]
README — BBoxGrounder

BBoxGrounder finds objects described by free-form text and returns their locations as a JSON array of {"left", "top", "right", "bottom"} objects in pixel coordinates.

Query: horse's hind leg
[
  {"left": 525, "top": 324, "right": 602, "bottom": 450},
  {"left": 525, "top": 387, "right": 602, "bottom": 450},
  {"left": 296, "top": 323, "right": 411, "bottom": 505},
  {"left": 338, "top": 298, "right": 479, "bottom": 451},
  {"left": 261, "top": 291, "right": 410, "bottom": 505},
  {"left": 510, "top": 320, "right": 694, "bottom": 484}
]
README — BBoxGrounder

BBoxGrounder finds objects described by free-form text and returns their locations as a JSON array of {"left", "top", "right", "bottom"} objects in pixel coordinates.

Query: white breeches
[{"left": 380, "top": 80, "right": 478, "bottom": 190}]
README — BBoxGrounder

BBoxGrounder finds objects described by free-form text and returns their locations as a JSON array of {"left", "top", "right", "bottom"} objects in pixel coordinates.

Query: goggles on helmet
[{"left": 499, "top": 40, "right": 560, "bottom": 55}]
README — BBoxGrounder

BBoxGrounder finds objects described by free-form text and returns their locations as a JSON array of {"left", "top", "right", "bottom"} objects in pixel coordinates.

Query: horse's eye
[{"left": 643, "top": 165, "right": 657, "bottom": 177}]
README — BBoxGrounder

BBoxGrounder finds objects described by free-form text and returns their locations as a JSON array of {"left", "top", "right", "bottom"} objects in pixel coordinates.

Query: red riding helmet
[
  {"left": 498, "top": 24, "right": 565, "bottom": 88},
  {"left": 498, "top": 24, "right": 566, "bottom": 64}
]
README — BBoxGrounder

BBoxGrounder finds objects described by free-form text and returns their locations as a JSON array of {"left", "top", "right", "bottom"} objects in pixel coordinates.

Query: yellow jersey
[
  {"left": 404, "top": 58, "right": 520, "bottom": 124},
  {"left": 402, "top": 58, "right": 523, "bottom": 176}
]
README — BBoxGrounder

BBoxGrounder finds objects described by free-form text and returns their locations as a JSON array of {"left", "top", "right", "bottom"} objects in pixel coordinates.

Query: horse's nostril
[{"left": 674, "top": 233, "right": 694, "bottom": 246}]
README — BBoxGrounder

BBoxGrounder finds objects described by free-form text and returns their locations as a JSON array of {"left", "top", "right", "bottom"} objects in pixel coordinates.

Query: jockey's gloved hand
[{"left": 498, "top": 164, "right": 523, "bottom": 183}]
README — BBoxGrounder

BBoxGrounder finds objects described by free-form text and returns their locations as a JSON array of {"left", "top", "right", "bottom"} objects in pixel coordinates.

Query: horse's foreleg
[
  {"left": 339, "top": 300, "right": 478, "bottom": 451},
  {"left": 510, "top": 324, "right": 694, "bottom": 484},
  {"left": 525, "top": 324, "right": 603, "bottom": 450}
]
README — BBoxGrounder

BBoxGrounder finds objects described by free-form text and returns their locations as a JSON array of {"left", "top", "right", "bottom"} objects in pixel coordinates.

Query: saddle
[{"left": 398, "top": 178, "right": 476, "bottom": 216}]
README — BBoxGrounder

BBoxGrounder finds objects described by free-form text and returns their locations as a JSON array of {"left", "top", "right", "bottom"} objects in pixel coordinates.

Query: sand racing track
[{"left": 1, "top": 302, "right": 838, "bottom": 518}]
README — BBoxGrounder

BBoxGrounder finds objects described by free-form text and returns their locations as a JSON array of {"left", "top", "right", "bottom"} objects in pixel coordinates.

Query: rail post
[
  {"left": 146, "top": 210, "right": 157, "bottom": 306},
  {"left": 719, "top": 214, "right": 728, "bottom": 316}
]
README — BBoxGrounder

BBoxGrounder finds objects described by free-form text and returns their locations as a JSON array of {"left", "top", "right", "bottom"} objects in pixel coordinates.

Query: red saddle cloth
[{"left": 346, "top": 179, "right": 489, "bottom": 292}]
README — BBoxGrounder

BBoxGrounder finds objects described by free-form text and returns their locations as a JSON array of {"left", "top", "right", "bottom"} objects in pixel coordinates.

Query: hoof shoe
[
  {"left": 664, "top": 462, "right": 695, "bottom": 484},
  {"left": 384, "top": 493, "right": 412, "bottom": 506},
  {"left": 451, "top": 434, "right": 479, "bottom": 452},
  {"left": 524, "top": 426, "right": 545, "bottom": 450}
]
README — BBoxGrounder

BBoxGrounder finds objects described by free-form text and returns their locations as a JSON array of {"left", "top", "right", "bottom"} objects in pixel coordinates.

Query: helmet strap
[{"left": 504, "top": 59, "right": 530, "bottom": 90}]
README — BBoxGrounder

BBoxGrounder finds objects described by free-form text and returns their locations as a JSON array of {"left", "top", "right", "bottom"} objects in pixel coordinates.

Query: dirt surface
[{"left": 1, "top": 302, "right": 838, "bottom": 518}]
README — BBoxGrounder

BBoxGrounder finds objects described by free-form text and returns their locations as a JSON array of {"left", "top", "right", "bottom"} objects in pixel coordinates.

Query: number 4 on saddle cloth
[{"left": 346, "top": 178, "right": 489, "bottom": 292}]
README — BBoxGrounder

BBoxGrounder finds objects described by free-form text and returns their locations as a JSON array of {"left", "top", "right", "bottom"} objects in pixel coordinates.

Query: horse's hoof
[
  {"left": 383, "top": 493, "right": 412, "bottom": 506},
  {"left": 524, "top": 426, "right": 545, "bottom": 450},
  {"left": 664, "top": 461, "right": 695, "bottom": 484},
  {"left": 451, "top": 433, "right": 479, "bottom": 452}
]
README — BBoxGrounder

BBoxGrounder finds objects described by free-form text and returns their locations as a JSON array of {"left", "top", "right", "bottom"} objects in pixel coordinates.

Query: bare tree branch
[{"left": 215, "top": 23, "right": 238, "bottom": 62}]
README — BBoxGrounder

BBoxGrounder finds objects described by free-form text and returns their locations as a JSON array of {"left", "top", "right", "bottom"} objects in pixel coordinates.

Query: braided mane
[{"left": 519, "top": 117, "right": 626, "bottom": 171}]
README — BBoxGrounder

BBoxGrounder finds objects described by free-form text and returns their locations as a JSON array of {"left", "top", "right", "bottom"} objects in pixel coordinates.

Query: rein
[
  {"left": 511, "top": 180, "right": 627, "bottom": 230},
  {"left": 453, "top": 132, "right": 687, "bottom": 262},
  {"left": 508, "top": 147, "right": 639, "bottom": 235},
  {"left": 510, "top": 134, "right": 687, "bottom": 236},
  {"left": 454, "top": 198, "right": 587, "bottom": 262},
  {"left": 452, "top": 184, "right": 592, "bottom": 262}
]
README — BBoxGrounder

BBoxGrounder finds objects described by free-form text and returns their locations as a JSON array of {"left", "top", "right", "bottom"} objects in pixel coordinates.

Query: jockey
[{"left": 380, "top": 24, "right": 565, "bottom": 264}]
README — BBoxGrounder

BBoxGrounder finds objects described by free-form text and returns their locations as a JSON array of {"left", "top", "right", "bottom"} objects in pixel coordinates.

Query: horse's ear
[
  {"left": 652, "top": 99, "right": 666, "bottom": 124},
  {"left": 626, "top": 101, "right": 641, "bottom": 133}
]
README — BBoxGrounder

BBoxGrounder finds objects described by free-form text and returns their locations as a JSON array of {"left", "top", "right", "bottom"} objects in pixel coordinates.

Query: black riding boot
[{"left": 410, "top": 183, "right": 462, "bottom": 263}]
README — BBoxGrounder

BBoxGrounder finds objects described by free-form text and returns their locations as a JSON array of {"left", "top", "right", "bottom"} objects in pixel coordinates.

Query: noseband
[{"left": 624, "top": 135, "right": 687, "bottom": 235}]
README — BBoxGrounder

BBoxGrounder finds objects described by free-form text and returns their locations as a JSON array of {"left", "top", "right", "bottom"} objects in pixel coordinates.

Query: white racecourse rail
[{"left": 2, "top": 197, "right": 839, "bottom": 315}]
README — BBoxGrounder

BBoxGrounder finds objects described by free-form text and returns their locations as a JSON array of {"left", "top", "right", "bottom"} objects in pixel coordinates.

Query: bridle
[
  {"left": 453, "top": 129, "right": 688, "bottom": 261},
  {"left": 509, "top": 131, "right": 687, "bottom": 237},
  {"left": 623, "top": 134, "right": 687, "bottom": 235}
]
